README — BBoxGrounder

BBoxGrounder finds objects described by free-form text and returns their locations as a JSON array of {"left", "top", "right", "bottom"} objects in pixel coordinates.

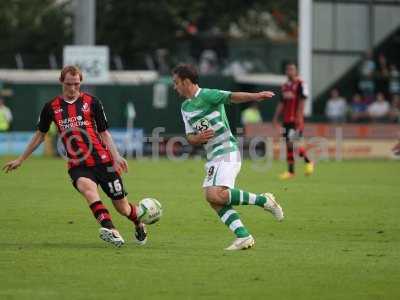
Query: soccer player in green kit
[{"left": 173, "top": 64, "right": 284, "bottom": 250}]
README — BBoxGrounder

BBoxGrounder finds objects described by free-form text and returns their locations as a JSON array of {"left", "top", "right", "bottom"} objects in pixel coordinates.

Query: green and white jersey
[{"left": 181, "top": 88, "right": 238, "bottom": 161}]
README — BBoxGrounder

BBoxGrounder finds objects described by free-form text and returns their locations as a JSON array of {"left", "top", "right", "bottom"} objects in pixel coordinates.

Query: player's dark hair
[
  {"left": 172, "top": 64, "right": 199, "bottom": 84},
  {"left": 59, "top": 65, "right": 83, "bottom": 82}
]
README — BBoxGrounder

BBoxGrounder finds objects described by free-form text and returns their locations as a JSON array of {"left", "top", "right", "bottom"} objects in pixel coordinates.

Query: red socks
[
  {"left": 89, "top": 201, "right": 115, "bottom": 229},
  {"left": 127, "top": 203, "right": 140, "bottom": 226}
]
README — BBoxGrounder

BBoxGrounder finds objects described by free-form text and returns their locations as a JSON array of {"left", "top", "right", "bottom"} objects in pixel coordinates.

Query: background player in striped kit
[
  {"left": 3, "top": 65, "right": 146, "bottom": 247},
  {"left": 273, "top": 63, "right": 314, "bottom": 180},
  {"left": 173, "top": 64, "right": 284, "bottom": 251}
]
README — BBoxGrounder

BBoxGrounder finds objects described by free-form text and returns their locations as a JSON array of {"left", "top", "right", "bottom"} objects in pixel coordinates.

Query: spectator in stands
[
  {"left": 358, "top": 74, "right": 375, "bottom": 104},
  {"left": 350, "top": 93, "right": 368, "bottom": 122},
  {"left": 155, "top": 48, "right": 171, "bottom": 75},
  {"left": 241, "top": 102, "right": 262, "bottom": 125},
  {"left": 325, "top": 89, "right": 347, "bottom": 123},
  {"left": 377, "top": 53, "right": 389, "bottom": 76},
  {"left": 360, "top": 50, "right": 375, "bottom": 77},
  {"left": 0, "top": 97, "right": 12, "bottom": 132},
  {"left": 199, "top": 49, "right": 218, "bottom": 75},
  {"left": 368, "top": 92, "right": 390, "bottom": 122},
  {"left": 389, "top": 64, "right": 400, "bottom": 97},
  {"left": 389, "top": 94, "right": 400, "bottom": 123},
  {"left": 222, "top": 59, "right": 252, "bottom": 76}
]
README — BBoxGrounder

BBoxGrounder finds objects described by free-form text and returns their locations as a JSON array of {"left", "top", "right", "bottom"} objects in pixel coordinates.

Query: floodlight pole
[
  {"left": 298, "top": 0, "right": 313, "bottom": 116},
  {"left": 74, "top": 0, "right": 96, "bottom": 45}
]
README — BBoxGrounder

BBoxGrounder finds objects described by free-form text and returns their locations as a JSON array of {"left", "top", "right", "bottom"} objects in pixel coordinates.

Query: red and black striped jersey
[
  {"left": 280, "top": 78, "right": 308, "bottom": 125},
  {"left": 37, "top": 92, "right": 113, "bottom": 169}
]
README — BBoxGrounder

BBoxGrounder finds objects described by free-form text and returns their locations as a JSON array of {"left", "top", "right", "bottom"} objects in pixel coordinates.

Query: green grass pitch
[{"left": 0, "top": 157, "right": 399, "bottom": 300}]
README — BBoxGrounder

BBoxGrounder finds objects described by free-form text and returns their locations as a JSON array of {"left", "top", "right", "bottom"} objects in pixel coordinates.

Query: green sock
[
  {"left": 217, "top": 206, "right": 250, "bottom": 238},
  {"left": 228, "top": 188, "right": 267, "bottom": 207}
]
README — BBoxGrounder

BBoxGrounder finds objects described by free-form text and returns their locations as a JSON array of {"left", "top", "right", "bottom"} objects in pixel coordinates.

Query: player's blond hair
[{"left": 59, "top": 65, "right": 83, "bottom": 82}]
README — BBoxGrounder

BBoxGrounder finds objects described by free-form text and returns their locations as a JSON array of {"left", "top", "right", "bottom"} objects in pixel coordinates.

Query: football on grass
[{"left": 138, "top": 198, "right": 162, "bottom": 224}]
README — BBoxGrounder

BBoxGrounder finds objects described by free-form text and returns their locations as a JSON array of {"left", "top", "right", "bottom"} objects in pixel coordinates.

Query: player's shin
[
  {"left": 217, "top": 206, "right": 250, "bottom": 238},
  {"left": 127, "top": 203, "right": 140, "bottom": 226},
  {"left": 298, "top": 146, "right": 310, "bottom": 163},
  {"left": 127, "top": 202, "right": 148, "bottom": 245},
  {"left": 287, "top": 142, "right": 295, "bottom": 173}
]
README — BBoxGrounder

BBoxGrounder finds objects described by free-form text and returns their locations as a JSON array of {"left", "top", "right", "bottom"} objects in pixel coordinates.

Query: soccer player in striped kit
[
  {"left": 3, "top": 66, "right": 146, "bottom": 247},
  {"left": 173, "top": 64, "right": 284, "bottom": 251},
  {"left": 273, "top": 63, "right": 314, "bottom": 180}
]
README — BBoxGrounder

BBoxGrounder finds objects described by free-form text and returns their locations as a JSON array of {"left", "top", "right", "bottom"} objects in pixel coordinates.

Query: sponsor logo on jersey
[
  {"left": 193, "top": 118, "right": 210, "bottom": 133},
  {"left": 81, "top": 102, "right": 90, "bottom": 112},
  {"left": 58, "top": 115, "right": 89, "bottom": 130}
]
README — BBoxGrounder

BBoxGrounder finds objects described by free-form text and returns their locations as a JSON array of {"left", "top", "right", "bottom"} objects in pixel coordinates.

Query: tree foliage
[
  {"left": 0, "top": 0, "right": 297, "bottom": 68},
  {"left": 0, "top": 0, "right": 72, "bottom": 67},
  {"left": 95, "top": 0, "right": 283, "bottom": 52}
]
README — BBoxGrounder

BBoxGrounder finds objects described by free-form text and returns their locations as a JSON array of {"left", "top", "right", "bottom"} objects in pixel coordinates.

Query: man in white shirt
[
  {"left": 325, "top": 89, "right": 347, "bottom": 123},
  {"left": 368, "top": 92, "right": 390, "bottom": 122}
]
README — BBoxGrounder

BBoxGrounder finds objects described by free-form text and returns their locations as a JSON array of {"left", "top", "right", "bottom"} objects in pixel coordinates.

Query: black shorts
[
  {"left": 283, "top": 123, "right": 303, "bottom": 142},
  {"left": 68, "top": 163, "right": 127, "bottom": 200}
]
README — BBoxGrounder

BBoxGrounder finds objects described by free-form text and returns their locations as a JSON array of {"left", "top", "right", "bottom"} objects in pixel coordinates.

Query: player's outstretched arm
[
  {"left": 2, "top": 130, "right": 46, "bottom": 173},
  {"left": 99, "top": 130, "right": 128, "bottom": 173},
  {"left": 230, "top": 91, "right": 275, "bottom": 104}
]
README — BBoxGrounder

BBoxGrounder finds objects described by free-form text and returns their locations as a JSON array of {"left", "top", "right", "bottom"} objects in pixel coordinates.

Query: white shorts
[{"left": 202, "top": 151, "right": 241, "bottom": 189}]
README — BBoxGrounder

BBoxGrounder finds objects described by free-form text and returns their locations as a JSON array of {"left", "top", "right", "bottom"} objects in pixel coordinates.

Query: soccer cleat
[
  {"left": 225, "top": 235, "right": 255, "bottom": 251},
  {"left": 263, "top": 193, "right": 284, "bottom": 221},
  {"left": 279, "top": 171, "right": 295, "bottom": 180},
  {"left": 99, "top": 227, "right": 125, "bottom": 247},
  {"left": 134, "top": 223, "right": 148, "bottom": 245},
  {"left": 305, "top": 162, "right": 314, "bottom": 176}
]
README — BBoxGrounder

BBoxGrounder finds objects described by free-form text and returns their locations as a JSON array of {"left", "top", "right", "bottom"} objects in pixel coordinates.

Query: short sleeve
[
  {"left": 181, "top": 109, "right": 195, "bottom": 135},
  {"left": 36, "top": 102, "right": 53, "bottom": 133},
  {"left": 203, "top": 89, "right": 231, "bottom": 106},
  {"left": 93, "top": 97, "right": 109, "bottom": 132},
  {"left": 298, "top": 81, "right": 308, "bottom": 99}
]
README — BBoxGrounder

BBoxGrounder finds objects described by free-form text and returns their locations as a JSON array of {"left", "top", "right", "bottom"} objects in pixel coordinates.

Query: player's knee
[
  {"left": 218, "top": 189, "right": 229, "bottom": 202},
  {"left": 205, "top": 189, "right": 228, "bottom": 205},
  {"left": 205, "top": 191, "right": 218, "bottom": 204},
  {"left": 77, "top": 181, "right": 98, "bottom": 202},
  {"left": 82, "top": 189, "right": 98, "bottom": 201},
  {"left": 79, "top": 186, "right": 94, "bottom": 198}
]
